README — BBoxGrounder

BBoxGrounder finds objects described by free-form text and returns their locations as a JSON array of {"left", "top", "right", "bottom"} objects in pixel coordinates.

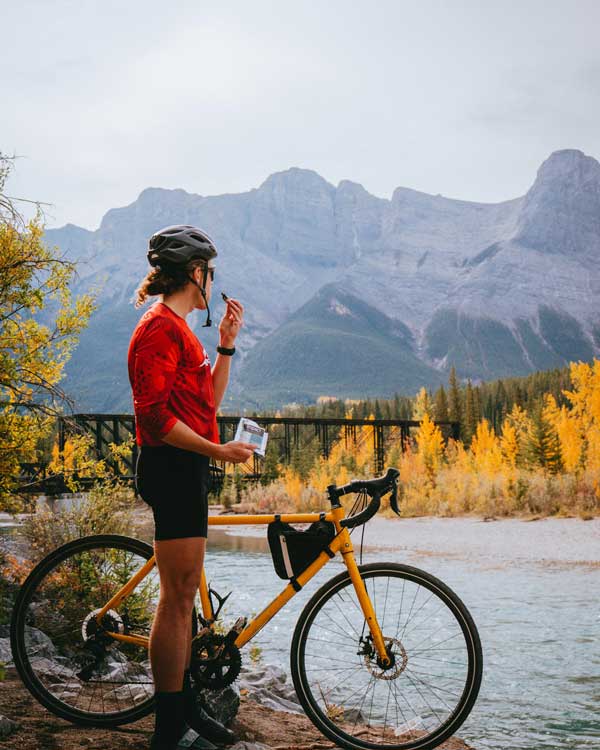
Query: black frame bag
[{"left": 267, "top": 516, "right": 336, "bottom": 591}]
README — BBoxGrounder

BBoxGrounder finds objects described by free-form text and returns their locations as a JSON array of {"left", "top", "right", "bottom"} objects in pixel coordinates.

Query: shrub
[{"left": 21, "top": 476, "right": 135, "bottom": 563}]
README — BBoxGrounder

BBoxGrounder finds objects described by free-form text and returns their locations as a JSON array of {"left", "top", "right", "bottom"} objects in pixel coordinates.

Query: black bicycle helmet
[
  {"left": 147, "top": 225, "right": 218, "bottom": 267},
  {"left": 147, "top": 225, "right": 218, "bottom": 327}
]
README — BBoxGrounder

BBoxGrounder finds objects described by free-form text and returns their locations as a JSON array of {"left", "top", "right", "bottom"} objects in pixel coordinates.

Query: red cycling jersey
[{"left": 127, "top": 301, "right": 220, "bottom": 447}]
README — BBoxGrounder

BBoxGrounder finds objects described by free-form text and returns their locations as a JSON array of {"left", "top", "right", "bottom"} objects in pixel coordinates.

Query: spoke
[
  {"left": 305, "top": 652, "right": 359, "bottom": 664},
  {"left": 330, "top": 595, "right": 361, "bottom": 639},
  {"left": 406, "top": 667, "right": 466, "bottom": 682},
  {"left": 405, "top": 668, "right": 462, "bottom": 698},
  {"left": 410, "top": 655, "right": 468, "bottom": 667},
  {"left": 387, "top": 679, "right": 417, "bottom": 739},
  {"left": 398, "top": 592, "right": 439, "bottom": 639},
  {"left": 410, "top": 632, "right": 464, "bottom": 656},
  {"left": 399, "top": 585, "right": 420, "bottom": 642},
  {"left": 311, "top": 615, "right": 357, "bottom": 642},
  {"left": 335, "top": 587, "right": 365, "bottom": 621},
  {"left": 404, "top": 670, "right": 450, "bottom": 718},
  {"left": 394, "top": 578, "right": 407, "bottom": 641},
  {"left": 352, "top": 673, "right": 377, "bottom": 732},
  {"left": 381, "top": 576, "right": 390, "bottom": 633},
  {"left": 315, "top": 665, "right": 365, "bottom": 699}
]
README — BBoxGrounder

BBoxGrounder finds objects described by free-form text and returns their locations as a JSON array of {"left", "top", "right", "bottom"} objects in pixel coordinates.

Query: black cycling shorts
[{"left": 134, "top": 445, "right": 210, "bottom": 540}]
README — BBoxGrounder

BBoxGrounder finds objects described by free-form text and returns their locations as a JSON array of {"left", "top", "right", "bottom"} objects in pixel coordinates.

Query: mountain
[{"left": 44, "top": 149, "right": 600, "bottom": 412}]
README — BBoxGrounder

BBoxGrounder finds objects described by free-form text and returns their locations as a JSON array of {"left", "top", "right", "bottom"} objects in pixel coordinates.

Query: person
[{"left": 128, "top": 225, "right": 255, "bottom": 750}]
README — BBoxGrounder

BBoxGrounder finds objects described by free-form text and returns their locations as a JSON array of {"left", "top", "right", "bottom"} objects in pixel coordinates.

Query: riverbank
[{"left": 0, "top": 671, "right": 475, "bottom": 750}]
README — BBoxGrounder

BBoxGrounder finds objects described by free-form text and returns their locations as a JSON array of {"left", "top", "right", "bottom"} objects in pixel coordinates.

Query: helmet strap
[{"left": 189, "top": 267, "right": 212, "bottom": 327}]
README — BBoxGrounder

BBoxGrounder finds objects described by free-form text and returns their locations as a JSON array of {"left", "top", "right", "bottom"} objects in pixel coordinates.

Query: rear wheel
[
  {"left": 290, "top": 562, "right": 482, "bottom": 750},
  {"left": 11, "top": 534, "right": 168, "bottom": 727}
]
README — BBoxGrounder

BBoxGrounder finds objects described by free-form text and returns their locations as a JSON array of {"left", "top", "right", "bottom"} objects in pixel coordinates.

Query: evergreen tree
[
  {"left": 473, "top": 385, "right": 482, "bottom": 425},
  {"left": 463, "top": 381, "right": 477, "bottom": 446},
  {"left": 374, "top": 399, "right": 383, "bottom": 420},
  {"left": 433, "top": 386, "right": 449, "bottom": 422},
  {"left": 525, "top": 403, "right": 563, "bottom": 473},
  {"left": 448, "top": 366, "right": 462, "bottom": 438}
]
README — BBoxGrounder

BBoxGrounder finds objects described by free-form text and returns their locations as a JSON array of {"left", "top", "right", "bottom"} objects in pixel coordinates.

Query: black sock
[
  {"left": 154, "top": 691, "right": 186, "bottom": 742},
  {"left": 183, "top": 669, "right": 197, "bottom": 713}
]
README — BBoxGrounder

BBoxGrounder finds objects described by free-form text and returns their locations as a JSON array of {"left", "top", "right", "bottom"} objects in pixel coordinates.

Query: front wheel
[{"left": 290, "top": 562, "right": 482, "bottom": 750}]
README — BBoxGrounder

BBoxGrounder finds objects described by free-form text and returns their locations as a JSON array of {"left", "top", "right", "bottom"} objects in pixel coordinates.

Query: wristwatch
[{"left": 217, "top": 345, "right": 236, "bottom": 356}]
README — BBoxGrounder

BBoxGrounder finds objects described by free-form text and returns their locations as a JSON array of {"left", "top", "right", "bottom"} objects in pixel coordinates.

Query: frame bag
[{"left": 268, "top": 516, "right": 336, "bottom": 591}]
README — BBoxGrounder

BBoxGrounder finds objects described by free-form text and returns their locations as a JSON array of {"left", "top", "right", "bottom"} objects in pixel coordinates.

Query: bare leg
[{"left": 149, "top": 536, "right": 206, "bottom": 692}]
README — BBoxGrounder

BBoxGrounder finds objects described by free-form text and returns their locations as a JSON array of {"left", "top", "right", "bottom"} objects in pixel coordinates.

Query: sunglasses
[{"left": 205, "top": 266, "right": 215, "bottom": 282}]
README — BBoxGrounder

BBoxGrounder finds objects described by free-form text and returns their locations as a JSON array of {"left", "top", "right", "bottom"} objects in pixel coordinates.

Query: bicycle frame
[{"left": 94, "top": 504, "right": 391, "bottom": 664}]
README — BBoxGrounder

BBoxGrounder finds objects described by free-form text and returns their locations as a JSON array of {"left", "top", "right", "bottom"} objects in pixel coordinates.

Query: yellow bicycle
[{"left": 10, "top": 467, "right": 483, "bottom": 750}]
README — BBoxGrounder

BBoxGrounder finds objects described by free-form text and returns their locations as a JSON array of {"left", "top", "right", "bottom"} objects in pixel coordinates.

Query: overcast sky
[{"left": 2, "top": 0, "right": 599, "bottom": 229}]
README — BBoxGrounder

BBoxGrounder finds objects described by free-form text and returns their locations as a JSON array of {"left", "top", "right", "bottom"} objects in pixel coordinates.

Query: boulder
[{"left": 0, "top": 714, "right": 19, "bottom": 739}]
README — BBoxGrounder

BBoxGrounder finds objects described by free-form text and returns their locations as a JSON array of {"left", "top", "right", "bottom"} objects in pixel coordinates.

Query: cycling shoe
[
  {"left": 185, "top": 703, "right": 237, "bottom": 746},
  {"left": 150, "top": 724, "right": 218, "bottom": 750}
]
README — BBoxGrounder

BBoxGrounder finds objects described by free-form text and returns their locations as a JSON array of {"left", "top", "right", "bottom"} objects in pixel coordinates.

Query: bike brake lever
[{"left": 389, "top": 481, "right": 401, "bottom": 517}]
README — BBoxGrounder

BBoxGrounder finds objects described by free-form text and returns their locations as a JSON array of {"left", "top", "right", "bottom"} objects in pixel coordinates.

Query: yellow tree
[
  {"left": 0, "top": 154, "right": 97, "bottom": 510},
  {"left": 563, "top": 360, "right": 600, "bottom": 472},
  {"left": 415, "top": 412, "right": 444, "bottom": 477},
  {"left": 543, "top": 393, "right": 584, "bottom": 474},
  {"left": 413, "top": 387, "right": 433, "bottom": 420},
  {"left": 499, "top": 421, "right": 519, "bottom": 468},
  {"left": 470, "top": 419, "right": 503, "bottom": 475}
]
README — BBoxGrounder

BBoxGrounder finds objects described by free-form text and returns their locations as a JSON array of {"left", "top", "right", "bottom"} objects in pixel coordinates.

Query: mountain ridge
[{"left": 44, "top": 148, "right": 600, "bottom": 411}]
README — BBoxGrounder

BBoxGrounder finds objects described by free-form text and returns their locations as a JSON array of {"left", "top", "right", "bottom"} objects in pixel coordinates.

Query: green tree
[
  {"left": 0, "top": 154, "right": 97, "bottom": 511},
  {"left": 448, "top": 366, "right": 462, "bottom": 435},
  {"left": 433, "top": 385, "right": 449, "bottom": 422},
  {"left": 525, "top": 403, "right": 563, "bottom": 473},
  {"left": 463, "top": 381, "right": 477, "bottom": 446}
]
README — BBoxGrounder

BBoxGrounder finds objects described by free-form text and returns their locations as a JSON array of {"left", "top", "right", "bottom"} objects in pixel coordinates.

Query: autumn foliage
[{"left": 241, "top": 360, "right": 600, "bottom": 518}]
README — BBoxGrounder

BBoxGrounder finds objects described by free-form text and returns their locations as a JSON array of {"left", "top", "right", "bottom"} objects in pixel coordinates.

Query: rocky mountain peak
[
  {"left": 258, "top": 167, "right": 334, "bottom": 197},
  {"left": 515, "top": 149, "right": 600, "bottom": 258}
]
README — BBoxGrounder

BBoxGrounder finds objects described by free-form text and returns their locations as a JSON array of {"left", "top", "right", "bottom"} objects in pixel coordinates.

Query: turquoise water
[{"left": 201, "top": 523, "right": 599, "bottom": 750}]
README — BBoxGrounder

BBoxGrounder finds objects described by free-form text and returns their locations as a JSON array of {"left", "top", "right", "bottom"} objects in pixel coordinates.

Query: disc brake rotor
[{"left": 364, "top": 637, "right": 407, "bottom": 680}]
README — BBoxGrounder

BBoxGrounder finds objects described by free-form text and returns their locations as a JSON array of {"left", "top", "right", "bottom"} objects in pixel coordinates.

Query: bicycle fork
[{"left": 338, "top": 528, "right": 391, "bottom": 667}]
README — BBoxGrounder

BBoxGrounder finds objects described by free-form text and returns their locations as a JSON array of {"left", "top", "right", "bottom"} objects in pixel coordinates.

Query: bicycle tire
[
  {"left": 10, "top": 534, "right": 188, "bottom": 727},
  {"left": 290, "top": 562, "right": 482, "bottom": 750}
]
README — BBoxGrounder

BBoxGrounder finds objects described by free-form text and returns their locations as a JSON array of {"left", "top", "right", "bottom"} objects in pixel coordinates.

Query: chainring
[{"left": 190, "top": 629, "right": 242, "bottom": 690}]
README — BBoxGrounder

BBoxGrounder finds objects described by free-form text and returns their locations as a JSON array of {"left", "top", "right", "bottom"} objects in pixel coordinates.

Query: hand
[
  {"left": 219, "top": 298, "right": 244, "bottom": 347},
  {"left": 216, "top": 440, "right": 255, "bottom": 464}
]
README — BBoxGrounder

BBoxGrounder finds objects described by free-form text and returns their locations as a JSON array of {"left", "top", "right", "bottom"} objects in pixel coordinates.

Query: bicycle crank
[{"left": 190, "top": 627, "right": 242, "bottom": 690}]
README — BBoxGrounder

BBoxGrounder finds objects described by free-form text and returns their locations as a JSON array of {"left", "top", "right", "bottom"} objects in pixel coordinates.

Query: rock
[
  {"left": 237, "top": 663, "right": 302, "bottom": 715},
  {"left": 113, "top": 683, "right": 153, "bottom": 704},
  {"left": 0, "top": 638, "right": 13, "bottom": 666},
  {"left": 0, "top": 714, "right": 19, "bottom": 739},
  {"left": 24, "top": 626, "right": 58, "bottom": 659},
  {"left": 29, "top": 656, "right": 77, "bottom": 682},
  {"left": 229, "top": 743, "right": 271, "bottom": 750},
  {"left": 198, "top": 684, "right": 240, "bottom": 726}
]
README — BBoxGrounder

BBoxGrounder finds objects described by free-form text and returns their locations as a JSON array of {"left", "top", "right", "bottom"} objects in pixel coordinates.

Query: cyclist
[{"left": 129, "top": 225, "right": 255, "bottom": 750}]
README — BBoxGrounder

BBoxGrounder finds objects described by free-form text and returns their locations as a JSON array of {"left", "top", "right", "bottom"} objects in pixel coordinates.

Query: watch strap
[{"left": 217, "top": 345, "right": 236, "bottom": 356}]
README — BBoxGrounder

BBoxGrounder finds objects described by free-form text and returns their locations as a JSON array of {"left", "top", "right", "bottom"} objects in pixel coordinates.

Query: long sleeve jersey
[{"left": 127, "top": 301, "right": 220, "bottom": 447}]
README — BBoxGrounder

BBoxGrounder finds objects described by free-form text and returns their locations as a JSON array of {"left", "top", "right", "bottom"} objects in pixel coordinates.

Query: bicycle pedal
[
  {"left": 232, "top": 616, "right": 247, "bottom": 632},
  {"left": 226, "top": 616, "right": 247, "bottom": 641}
]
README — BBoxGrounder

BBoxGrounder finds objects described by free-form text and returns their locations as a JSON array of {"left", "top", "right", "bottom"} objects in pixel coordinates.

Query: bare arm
[
  {"left": 211, "top": 297, "right": 244, "bottom": 410},
  {"left": 160, "top": 419, "right": 255, "bottom": 463},
  {"left": 212, "top": 352, "right": 232, "bottom": 411}
]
